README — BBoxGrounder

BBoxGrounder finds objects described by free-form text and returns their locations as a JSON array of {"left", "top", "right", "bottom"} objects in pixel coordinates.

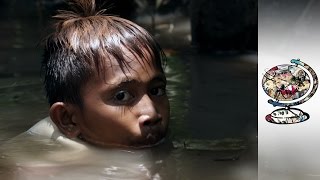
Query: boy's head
[{"left": 42, "top": 0, "right": 169, "bottom": 148}]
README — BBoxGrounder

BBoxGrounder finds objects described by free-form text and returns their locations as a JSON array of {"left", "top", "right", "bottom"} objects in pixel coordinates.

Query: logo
[{"left": 262, "top": 59, "right": 318, "bottom": 124}]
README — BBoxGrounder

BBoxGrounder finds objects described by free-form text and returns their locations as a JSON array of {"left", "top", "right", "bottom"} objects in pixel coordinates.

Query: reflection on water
[
  {"left": 0, "top": 77, "right": 48, "bottom": 143},
  {"left": 186, "top": 54, "right": 257, "bottom": 140},
  {"left": 166, "top": 54, "right": 191, "bottom": 139},
  {"left": 0, "top": 128, "right": 255, "bottom": 180},
  {"left": 0, "top": 133, "right": 175, "bottom": 180}
]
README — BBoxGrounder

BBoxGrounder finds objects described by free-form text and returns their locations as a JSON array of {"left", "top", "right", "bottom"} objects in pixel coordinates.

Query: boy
[
  {"left": 26, "top": 0, "right": 170, "bottom": 149},
  {"left": 0, "top": 2, "right": 171, "bottom": 178}
]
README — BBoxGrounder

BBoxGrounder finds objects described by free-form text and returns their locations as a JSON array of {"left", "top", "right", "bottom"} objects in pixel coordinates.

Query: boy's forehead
[
  {"left": 90, "top": 48, "right": 162, "bottom": 83},
  {"left": 105, "top": 57, "right": 157, "bottom": 78},
  {"left": 104, "top": 47, "right": 154, "bottom": 66},
  {"left": 82, "top": 57, "right": 163, "bottom": 94},
  {"left": 102, "top": 48, "right": 159, "bottom": 74}
]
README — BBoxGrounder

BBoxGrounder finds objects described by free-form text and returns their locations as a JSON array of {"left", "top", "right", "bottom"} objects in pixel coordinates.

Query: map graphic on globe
[{"left": 262, "top": 59, "right": 318, "bottom": 124}]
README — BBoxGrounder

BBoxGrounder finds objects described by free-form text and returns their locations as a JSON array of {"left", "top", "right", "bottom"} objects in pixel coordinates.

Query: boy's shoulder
[
  {"left": 0, "top": 117, "right": 90, "bottom": 167},
  {"left": 26, "top": 116, "right": 57, "bottom": 137},
  {"left": 27, "top": 117, "right": 87, "bottom": 149}
]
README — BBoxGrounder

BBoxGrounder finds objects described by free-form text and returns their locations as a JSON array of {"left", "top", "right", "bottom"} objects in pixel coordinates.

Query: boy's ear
[{"left": 49, "top": 102, "right": 81, "bottom": 138}]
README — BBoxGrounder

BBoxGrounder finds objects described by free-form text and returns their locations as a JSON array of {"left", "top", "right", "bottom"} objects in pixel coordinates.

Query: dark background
[{"left": 0, "top": 0, "right": 257, "bottom": 155}]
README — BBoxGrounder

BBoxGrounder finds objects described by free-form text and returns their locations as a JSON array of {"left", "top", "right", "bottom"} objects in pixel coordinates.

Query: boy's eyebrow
[
  {"left": 106, "top": 74, "right": 166, "bottom": 88},
  {"left": 115, "top": 77, "right": 137, "bottom": 87}
]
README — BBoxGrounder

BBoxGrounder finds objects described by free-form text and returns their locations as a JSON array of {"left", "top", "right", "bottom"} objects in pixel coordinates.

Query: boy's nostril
[
  {"left": 143, "top": 118, "right": 161, "bottom": 126},
  {"left": 143, "top": 120, "right": 151, "bottom": 126}
]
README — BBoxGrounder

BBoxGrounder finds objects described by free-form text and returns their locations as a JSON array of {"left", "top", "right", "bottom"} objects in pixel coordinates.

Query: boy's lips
[
  {"left": 138, "top": 127, "right": 166, "bottom": 147},
  {"left": 139, "top": 134, "right": 166, "bottom": 148}
]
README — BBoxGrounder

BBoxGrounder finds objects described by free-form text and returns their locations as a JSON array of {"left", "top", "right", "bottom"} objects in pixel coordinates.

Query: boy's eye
[
  {"left": 150, "top": 87, "right": 166, "bottom": 96},
  {"left": 114, "top": 90, "right": 133, "bottom": 102}
]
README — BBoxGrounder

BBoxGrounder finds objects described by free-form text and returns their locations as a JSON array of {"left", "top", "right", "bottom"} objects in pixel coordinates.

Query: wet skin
[{"left": 69, "top": 55, "right": 170, "bottom": 148}]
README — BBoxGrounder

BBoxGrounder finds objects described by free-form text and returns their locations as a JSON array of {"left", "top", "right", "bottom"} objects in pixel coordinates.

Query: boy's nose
[{"left": 137, "top": 95, "right": 162, "bottom": 127}]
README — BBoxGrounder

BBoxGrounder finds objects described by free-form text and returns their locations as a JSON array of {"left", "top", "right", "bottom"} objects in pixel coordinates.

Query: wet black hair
[{"left": 42, "top": 0, "right": 166, "bottom": 106}]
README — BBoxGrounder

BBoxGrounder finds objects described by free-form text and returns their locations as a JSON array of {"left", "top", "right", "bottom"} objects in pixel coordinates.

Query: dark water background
[{"left": 0, "top": 0, "right": 257, "bottom": 179}]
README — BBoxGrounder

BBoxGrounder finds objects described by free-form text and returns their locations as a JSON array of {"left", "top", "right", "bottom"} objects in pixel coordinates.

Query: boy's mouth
[
  {"left": 137, "top": 135, "right": 166, "bottom": 148},
  {"left": 135, "top": 127, "right": 167, "bottom": 148},
  {"left": 145, "top": 132, "right": 161, "bottom": 144}
]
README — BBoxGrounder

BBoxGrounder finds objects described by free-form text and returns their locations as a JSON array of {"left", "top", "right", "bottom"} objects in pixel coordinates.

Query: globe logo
[{"left": 262, "top": 59, "right": 318, "bottom": 124}]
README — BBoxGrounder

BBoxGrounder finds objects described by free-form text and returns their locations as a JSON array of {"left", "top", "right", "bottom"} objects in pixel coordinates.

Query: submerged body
[{"left": 0, "top": 117, "right": 173, "bottom": 179}]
